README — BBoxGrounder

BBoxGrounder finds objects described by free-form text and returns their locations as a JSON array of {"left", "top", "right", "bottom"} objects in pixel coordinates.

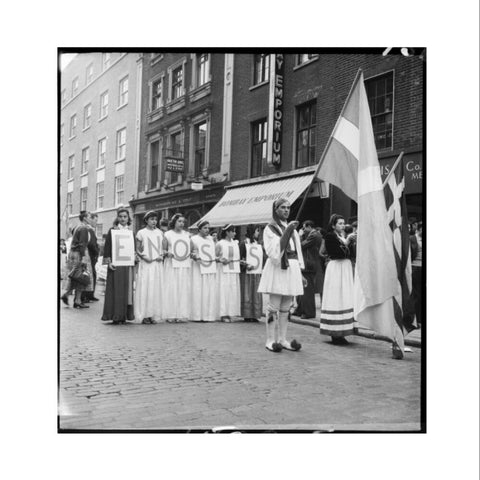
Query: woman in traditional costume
[
  {"left": 163, "top": 213, "right": 192, "bottom": 322},
  {"left": 101, "top": 208, "right": 136, "bottom": 324},
  {"left": 258, "top": 199, "right": 304, "bottom": 352},
  {"left": 319, "top": 214, "right": 356, "bottom": 344},
  {"left": 190, "top": 220, "right": 217, "bottom": 322},
  {"left": 215, "top": 224, "right": 241, "bottom": 322},
  {"left": 134, "top": 210, "right": 164, "bottom": 324},
  {"left": 239, "top": 224, "right": 264, "bottom": 322}
]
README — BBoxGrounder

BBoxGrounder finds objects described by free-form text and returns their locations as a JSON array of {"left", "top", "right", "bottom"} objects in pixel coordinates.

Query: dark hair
[
  {"left": 90, "top": 213, "right": 98, "bottom": 220},
  {"left": 143, "top": 211, "right": 158, "bottom": 223},
  {"left": 344, "top": 224, "right": 353, "bottom": 235},
  {"left": 220, "top": 224, "right": 235, "bottom": 239},
  {"left": 79, "top": 210, "right": 89, "bottom": 222},
  {"left": 272, "top": 198, "right": 290, "bottom": 225},
  {"left": 197, "top": 220, "right": 210, "bottom": 230},
  {"left": 352, "top": 221, "right": 358, "bottom": 229},
  {"left": 303, "top": 220, "right": 315, "bottom": 229},
  {"left": 328, "top": 214, "right": 345, "bottom": 232},
  {"left": 169, "top": 213, "right": 184, "bottom": 230},
  {"left": 417, "top": 221, "right": 423, "bottom": 230},
  {"left": 113, "top": 208, "right": 132, "bottom": 226},
  {"left": 245, "top": 224, "right": 260, "bottom": 242}
]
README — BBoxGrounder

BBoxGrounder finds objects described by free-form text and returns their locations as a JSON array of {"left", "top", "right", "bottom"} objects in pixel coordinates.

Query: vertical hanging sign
[{"left": 267, "top": 53, "right": 285, "bottom": 167}]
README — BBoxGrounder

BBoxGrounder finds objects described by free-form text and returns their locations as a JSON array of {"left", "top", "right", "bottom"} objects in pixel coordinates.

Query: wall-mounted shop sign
[
  {"left": 143, "top": 187, "right": 224, "bottom": 211},
  {"left": 166, "top": 157, "right": 185, "bottom": 173},
  {"left": 267, "top": 53, "right": 285, "bottom": 167},
  {"left": 379, "top": 152, "right": 423, "bottom": 194}
]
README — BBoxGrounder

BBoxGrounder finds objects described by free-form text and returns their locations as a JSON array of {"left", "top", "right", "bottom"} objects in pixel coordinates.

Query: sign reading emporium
[{"left": 267, "top": 53, "right": 285, "bottom": 167}]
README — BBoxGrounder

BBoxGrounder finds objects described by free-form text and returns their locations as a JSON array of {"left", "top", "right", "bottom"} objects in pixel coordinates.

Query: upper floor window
[
  {"left": 116, "top": 128, "right": 126, "bottom": 161},
  {"left": 253, "top": 54, "right": 270, "bottom": 85},
  {"left": 167, "top": 131, "right": 182, "bottom": 183},
  {"left": 193, "top": 122, "right": 207, "bottom": 176},
  {"left": 100, "top": 91, "right": 109, "bottom": 119},
  {"left": 96, "top": 181, "right": 104, "bottom": 209},
  {"left": 115, "top": 175, "right": 125, "bottom": 206},
  {"left": 80, "top": 187, "right": 88, "bottom": 211},
  {"left": 81, "top": 147, "right": 90, "bottom": 174},
  {"left": 296, "top": 54, "right": 318, "bottom": 66},
  {"left": 149, "top": 140, "right": 160, "bottom": 189},
  {"left": 61, "top": 89, "right": 67, "bottom": 105},
  {"left": 97, "top": 137, "right": 107, "bottom": 168},
  {"left": 83, "top": 103, "right": 92, "bottom": 130},
  {"left": 72, "top": 76, "right": 79, "bottom": 97},
  {"left": 171, "top": 66, "right": 183, "bottom": 100},
  {"left": 86, "top": 63, "right": 94, "bottom": 84},
  {"left": 69, "top": 114, "right": 77, "bottom": 138},
  {"left": 60, "top": 124, "right": 64, "bottom": 147},
  {"left": 66, "top": 192, "right": 73, "bottom": 215},
  {"left": 118, "top": 76, "right": 129, "bottom": 107},
  {"left": 196, "top": 54, "right": 209, "bottom": 87},
  {"left": 296, "top": 101, "right": 317, "bottom": 168},
  {"left": 102, "top": 52, "right": 111, "bottom": 71},
  {"left": 151, "top": 78, "right": 162, "bottom": 111},
  {"left": 67, "top": 154, "right": 75, "bottom": 179},
  {"left": 251, "top": 119, "right": 268, "bottom": 178},
  {"left": 365, "top": 72, "right": 394, "bottom": 150}
]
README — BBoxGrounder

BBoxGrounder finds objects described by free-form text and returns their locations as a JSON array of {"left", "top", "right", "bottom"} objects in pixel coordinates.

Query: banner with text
[
  {"left": 111, "top": 230, "right": 135, "bottom": 266},
  {"left": 246, "top": 244, "right": 263, "bottom": 274}
]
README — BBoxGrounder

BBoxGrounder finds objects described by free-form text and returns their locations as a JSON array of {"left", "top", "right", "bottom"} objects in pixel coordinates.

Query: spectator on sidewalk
[
  {"left": 410, "top": 221, "right": 423, "bottom": 327},
  {"left": 82, "top": 213, "right": 100, "bottom": 303},
  {"left": 295, "top": 220, "right": 322, "bottom": 319}
]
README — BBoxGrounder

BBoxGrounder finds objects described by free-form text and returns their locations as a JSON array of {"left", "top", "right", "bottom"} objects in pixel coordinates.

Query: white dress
[
  {"left": 190, "top": 235, "right": 218, "bottom": 322},
  {"left": 163, "top": 229, "right": 192, "bottom": 321},
  {"left": 134, "top": 227, "right": 164, "bottom": 322},
  {"left": 216, "top": 239, "right": 241, "bottom": 318},
  {"left": 258, "top": 223, "right": 305, "bottom": 296}
]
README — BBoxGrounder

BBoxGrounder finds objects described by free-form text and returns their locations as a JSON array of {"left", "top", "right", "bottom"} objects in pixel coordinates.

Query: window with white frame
[
  {"left": 80, "top": 187, "right": 88, "bottom": 211},
  {"left": 96, "top": 181, "right": 104, "bottom": 209},
  {"left": 72, "top": 76, "right": 79, "bottom": 97},
  {"left": 68, "top": 154, "right": 75, "bottom": 179},
  {"left": 168, "top": 130, "right": 182, "bottom": 183},
  {"left": 296, "top": 101, "right": 317, "bottom": 168},
  {"left": 95, "top": 223, "right": 103, "bottom": 238},
  {"left": 86, "top": 62, "right": 94, "bottom": 84},
  {"left": 193, "top": 121, "right": 207, "bottom": 176},
  {"left": 251, "top": 118, "right": 268, "bottom": 178},
  {"left": 296, "top": 54, "right": 318, "bottom": 65},
  {"left": 116, "top": 128, "right": 126, "bottom": 161},
  {"left": 60, "top": 124, "right": 64, "bottom": 146},
  {"left": 61, "top": 89, "right": 67, "bottom": 105},
  {"left": 253, "top": 54, "right": 270, "bottom": 85},
  {"left": 69, "top": 114, "right": 77, "bottom": 138},
  {"left": 196, "top": 54, "right": 209, "bottom": 87},
  {"left": 83, "top": 103, "right": 92, "bottom": 129},
  {"left": 151, "top": 78, "right": 162, "bottom": 111},
  {"left": 81, "top": 147, "right": 90, "bottom": 174},
  {"left": 118, "top": 76, "right": 128, "bottom": 107},
  {"left": 102, "top": 52, "right": 111, "bottom": 71},
  {"left": 149, "top": 140, "right": 160, "bottom": 189},
  {"left": 100, "top": 91, "right": 109, "bottom": 118},
  {"left": 97, "top": 137, "right": 106, "bottom": 168},
  {"left": 171, "top": 66, "right": 183, "bottom": 100},
  {"left": 66, "top": 192, "right": 73, "bottom": 215},
  {"left": 115, "top": 175, "right": 125, "bottom": 205}
]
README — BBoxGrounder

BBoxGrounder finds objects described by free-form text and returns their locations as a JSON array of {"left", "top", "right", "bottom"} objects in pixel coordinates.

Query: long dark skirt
[
  {"left": 240, "top": 272, "right": 262, "bottom": 319},
  {"left": 101, "top": 265, "right": 135, "bottom": 321}
]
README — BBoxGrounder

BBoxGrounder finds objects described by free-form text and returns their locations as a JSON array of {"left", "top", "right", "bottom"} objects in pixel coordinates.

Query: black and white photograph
[
  {"left": 3, "top": 1, "right": 479, "bottom": 479},
  {"left": 58, "top": 48, "right": 426, "bottom": 432}
]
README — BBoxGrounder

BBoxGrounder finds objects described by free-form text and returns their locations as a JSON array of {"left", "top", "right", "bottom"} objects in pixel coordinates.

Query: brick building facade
[{"left": 60, "top": 52, "right": 142, "bottom": 239}]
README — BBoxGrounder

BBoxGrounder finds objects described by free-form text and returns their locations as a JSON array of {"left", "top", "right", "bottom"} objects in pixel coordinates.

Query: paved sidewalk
[{"left": 59, "top": 295, "right": 421, "bottom": 431}]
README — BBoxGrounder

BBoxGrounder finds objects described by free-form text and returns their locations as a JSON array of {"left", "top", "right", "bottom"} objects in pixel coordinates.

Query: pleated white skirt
[{"left": 258, "top": 258, "right": 304, "bottom": 296}]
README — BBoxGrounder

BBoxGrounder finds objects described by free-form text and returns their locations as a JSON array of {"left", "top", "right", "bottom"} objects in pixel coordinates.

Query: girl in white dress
[
  {"left": 134, "top": 211, "right": 164, "bottom": 324},
  {"left": 215, "top": 224, "right": 241, "bottom": 321},
  {"left": 163, "top": 213, "right": 192, "bottom": 322},
  {"left": 190, "top": 220, "right": 217, "bottom": 322},
  {"left": 258, "top": 199, "right": 305, "bottom": 352}
]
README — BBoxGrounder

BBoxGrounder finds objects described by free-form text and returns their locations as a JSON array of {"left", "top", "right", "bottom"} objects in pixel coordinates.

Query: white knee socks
[{"left": 265, "top": 307, "right": 278, "bottom": 348}]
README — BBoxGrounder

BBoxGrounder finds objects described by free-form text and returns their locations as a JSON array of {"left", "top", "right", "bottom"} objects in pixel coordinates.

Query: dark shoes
[
  {"left": 331, "top": 336, "right": 349, "bottom": 345},
  {"left": 61, "top": 294, "right": 69, "bottom": 306},
  {"left": 90, "top": 297, "right": 100, "bottom": 301},
  {"left": 73, "top": 303, "right": 89, "bottom": 309},
  {"left": 266, "top": 342, "right": 283, "bottom": 353}
]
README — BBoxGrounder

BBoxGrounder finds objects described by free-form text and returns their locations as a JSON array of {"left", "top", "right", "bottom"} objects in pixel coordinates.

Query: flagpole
[
  {"left": 295, "top": 68, "right": 364, "bottom": 222},
  {"left": 381, "top": 151, "right": 405, "bottom": 189}
]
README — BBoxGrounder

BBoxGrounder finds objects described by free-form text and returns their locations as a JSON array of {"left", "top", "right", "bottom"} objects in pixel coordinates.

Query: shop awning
[{"left": 196, "top": 174, "right": 314, "bottom": 227}]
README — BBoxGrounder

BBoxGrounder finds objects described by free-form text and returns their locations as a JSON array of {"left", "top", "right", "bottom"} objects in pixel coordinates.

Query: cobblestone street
[{"left": 59, "top": 297, "right": 421, "bottom": 431}]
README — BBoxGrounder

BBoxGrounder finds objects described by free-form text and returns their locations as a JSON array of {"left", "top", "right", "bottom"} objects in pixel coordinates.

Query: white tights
[{"left": 265, "top": 294, "right": 293, "bottom": 348}]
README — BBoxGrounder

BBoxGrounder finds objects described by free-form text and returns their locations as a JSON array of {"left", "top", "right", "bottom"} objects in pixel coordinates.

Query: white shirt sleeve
[{"left": 263, "top": 226, "right": 281, "bottom": 266}]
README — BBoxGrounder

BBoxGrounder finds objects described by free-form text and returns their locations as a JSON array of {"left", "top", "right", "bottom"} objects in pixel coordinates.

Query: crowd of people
[{"left": 60, "top": 202, "right": 422, "bottom": 351}]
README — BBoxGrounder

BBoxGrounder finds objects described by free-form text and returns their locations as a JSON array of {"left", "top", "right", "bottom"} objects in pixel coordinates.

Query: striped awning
[{"left": 196, "top": 174, "right": 314, "bottom": 227}]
